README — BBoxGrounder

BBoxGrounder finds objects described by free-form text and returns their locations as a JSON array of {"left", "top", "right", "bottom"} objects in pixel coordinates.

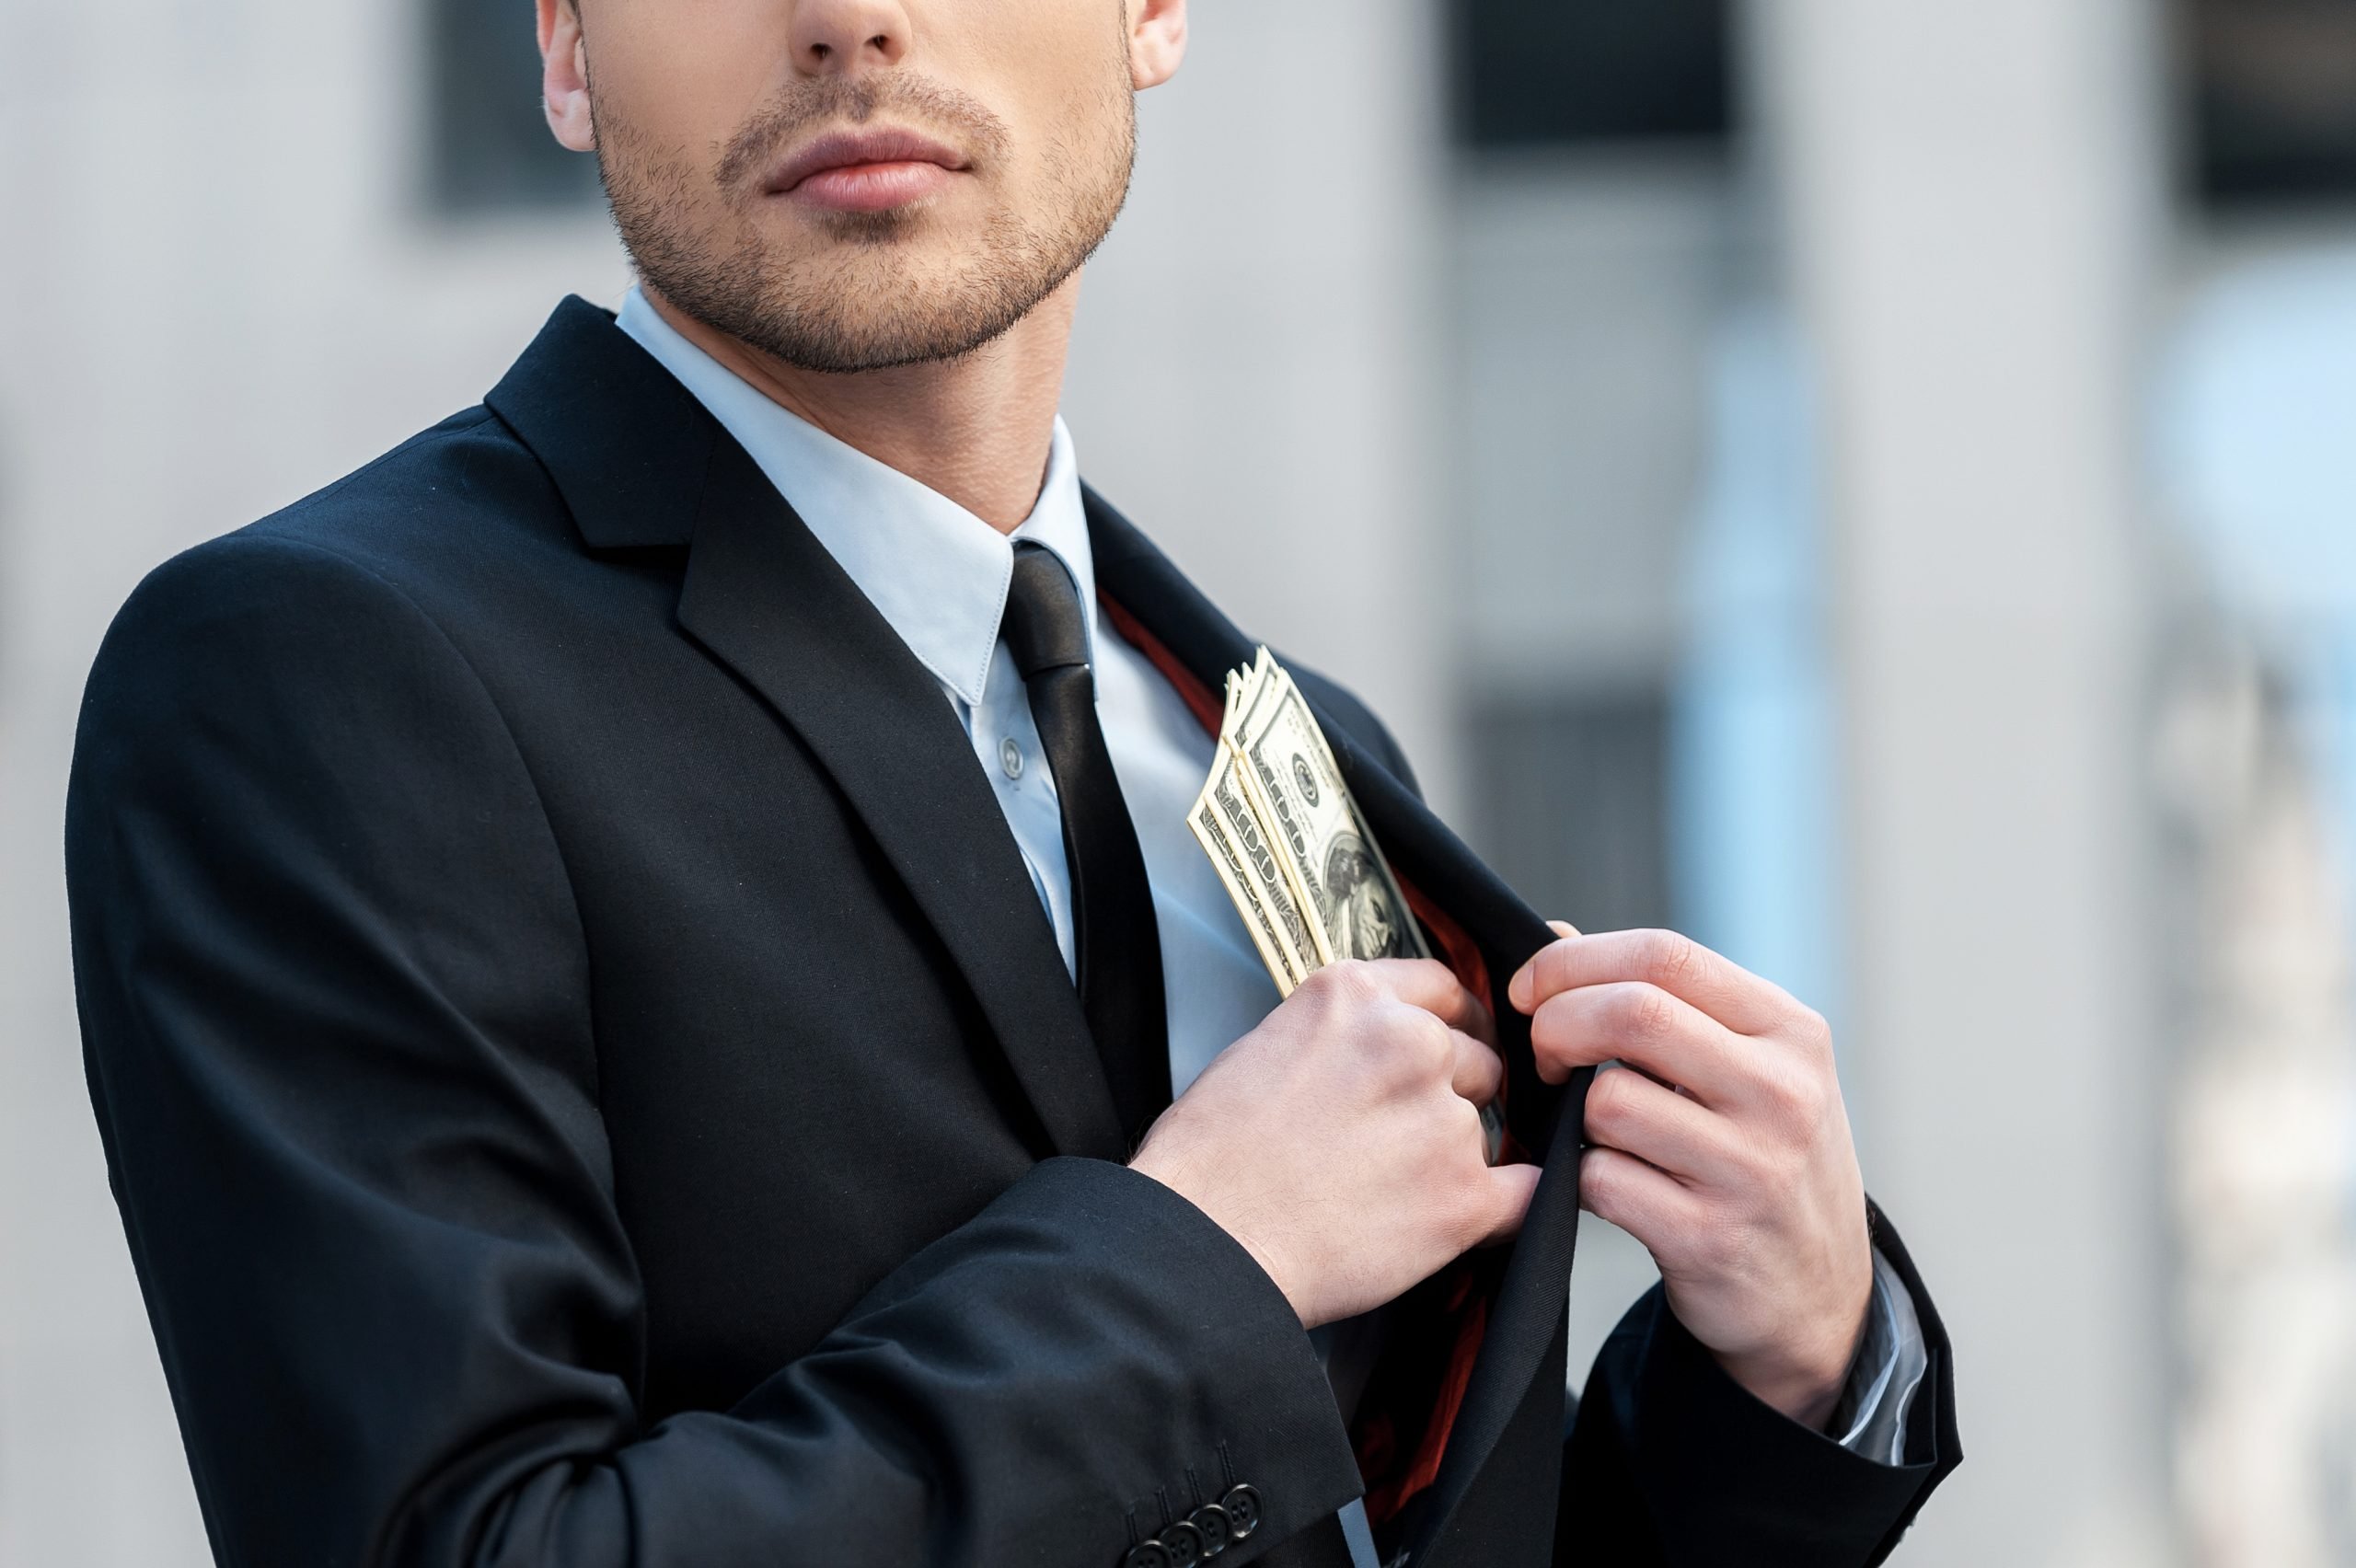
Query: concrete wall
[{"left": 1754, "top": 0, "right": 2177, "bottom": 1558}]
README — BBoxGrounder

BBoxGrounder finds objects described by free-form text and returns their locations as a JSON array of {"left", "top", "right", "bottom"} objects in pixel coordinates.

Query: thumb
[{"left": 1473, "top": 1160, "right": 1543, "bottom": 1247}]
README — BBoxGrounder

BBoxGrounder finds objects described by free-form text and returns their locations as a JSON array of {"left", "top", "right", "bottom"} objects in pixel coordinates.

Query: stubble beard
[{"left": 594, "top": 71, "right": 1137, "bottom": 375}]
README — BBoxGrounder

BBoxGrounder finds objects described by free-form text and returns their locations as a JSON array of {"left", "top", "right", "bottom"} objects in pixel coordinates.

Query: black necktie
[{"left": 999, "top": 544, "right": 1171, "bottom": 1146}]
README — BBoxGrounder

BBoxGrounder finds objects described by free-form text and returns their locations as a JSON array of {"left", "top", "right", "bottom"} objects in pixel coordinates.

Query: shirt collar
[{"left": 616, "top": 285, "right": 1095, "bottom": 708}]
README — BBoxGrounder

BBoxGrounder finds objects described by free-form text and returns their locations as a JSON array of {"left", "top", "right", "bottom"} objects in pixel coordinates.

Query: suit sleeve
[
  {"left": 66, "top": 535, "right": 1363, "bottom": 1568},
  {"left": 1556, "top": 1205, "right": 1962, "bottom": 1566}
]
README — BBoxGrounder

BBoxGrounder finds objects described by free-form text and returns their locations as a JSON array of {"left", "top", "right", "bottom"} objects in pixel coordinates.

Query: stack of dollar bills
[
  {"left": 1186, "top": 648, "right": 1433, "bottom": 997},
  {"left": 1190, "top": 650, "right": 1507, "bottom": 1161}
]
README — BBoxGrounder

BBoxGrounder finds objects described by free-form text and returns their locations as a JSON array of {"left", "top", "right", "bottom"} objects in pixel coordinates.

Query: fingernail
[{"left": 1508, "top": 965, "right": 1532, "bottom": 1012}]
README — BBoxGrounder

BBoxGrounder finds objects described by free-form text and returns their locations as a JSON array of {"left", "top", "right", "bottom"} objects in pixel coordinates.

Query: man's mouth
[{"left": 765, "top": 127, "right": 969, "bottom": 213}]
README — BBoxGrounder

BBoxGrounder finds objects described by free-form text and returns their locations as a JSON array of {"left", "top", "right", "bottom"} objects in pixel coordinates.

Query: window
[
  {"left": 425, "top": 0, "right": 603, "bottom": 213},
  {"left": 2187, "top": 0, "right": 2356, "bottom": 203},
  {"left": 1452, "top": 0, "right": 1733, "bottom": 149}
]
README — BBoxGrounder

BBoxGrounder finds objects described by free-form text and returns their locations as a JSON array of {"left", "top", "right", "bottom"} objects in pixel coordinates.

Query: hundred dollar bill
[
  {"left": 1229, "top": 650, "right": 1430, "bottom": 965},
  {"left": 1186, "top": 740, "right": 1315, "bottom": 995}
]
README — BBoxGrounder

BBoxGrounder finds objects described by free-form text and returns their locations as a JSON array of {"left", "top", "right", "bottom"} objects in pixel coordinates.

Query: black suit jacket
[{"left": 66, "top": 299, "right": 1958, "bottom": 1568}]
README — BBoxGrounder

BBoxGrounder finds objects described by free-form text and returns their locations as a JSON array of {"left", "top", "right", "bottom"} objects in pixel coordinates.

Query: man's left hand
[{"left": 1508, "top": 925, "right": 1875, "bottom": 1431}]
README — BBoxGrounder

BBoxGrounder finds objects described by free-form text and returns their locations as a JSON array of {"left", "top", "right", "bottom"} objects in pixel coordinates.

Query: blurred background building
[{"left": 3, "top": 0, "right": 2354, "bottom": 1562}]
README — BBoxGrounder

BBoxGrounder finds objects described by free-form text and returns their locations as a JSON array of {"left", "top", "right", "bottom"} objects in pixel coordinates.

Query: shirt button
[{"left": 999, "top": 736, "right": 1025, "bottom": 779}]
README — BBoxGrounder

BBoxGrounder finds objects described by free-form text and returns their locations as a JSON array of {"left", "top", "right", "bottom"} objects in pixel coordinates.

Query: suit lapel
[
  {"left": 1088, "top": 487, "right": 1599, "bottom": 1562},
  {"left": 490, "top": 300, "right": 1126, "bottom": 1163},
  {"left": 676, "top": 440, "right": 1128, "bottom": 1162}
]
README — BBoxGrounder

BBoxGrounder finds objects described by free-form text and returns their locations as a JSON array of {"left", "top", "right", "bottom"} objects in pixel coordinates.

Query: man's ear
[
  {"left": 1127, "top": 0, "right": 1188, "bottom": 91},
  {"left": 538, "top": 0, "right": 596, "bottom": 153}
]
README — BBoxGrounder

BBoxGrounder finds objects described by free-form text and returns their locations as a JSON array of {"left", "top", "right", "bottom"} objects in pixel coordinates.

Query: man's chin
[
  {"left": 782, "top": 202, "right": 936, "bottom": 248},
  {"left": 716, "top": 297, "right": 1033, "bottom": 375}
]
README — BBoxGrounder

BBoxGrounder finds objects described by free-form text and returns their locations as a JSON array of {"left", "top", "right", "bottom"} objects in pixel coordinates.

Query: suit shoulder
[
  {"left": 98, "top": 525, "right": 439, "bottom": 667},
  {"left": 77, "top": 527, "right": 479, "bottom": 779},
  {"left": 67, "top": 519, "right": 553, "bottom": 928},
  {"left": 78, "top": 432, "right": 556, "bottom": 805},
  {"left": 85, "top": 404, "right": 572, "bottom": 709},
  {"left": 237, "top": 403, "right": 568, "bottom": 575}
]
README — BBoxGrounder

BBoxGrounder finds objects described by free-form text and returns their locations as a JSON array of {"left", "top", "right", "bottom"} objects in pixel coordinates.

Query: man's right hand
[{"left": 1128, "top": 960, "right": 1540, "bottom": 1329}]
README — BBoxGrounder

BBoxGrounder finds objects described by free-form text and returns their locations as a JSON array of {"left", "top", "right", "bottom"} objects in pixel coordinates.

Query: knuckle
[
  {"left": 1370, "top": 1004, "right": 1447, "bottom": 1079},
  {"left": 1635, "top": 929, "right": 1698, "bottom": 988},
  {"left": 1754, "top": 1062, "right": 1801, "bottom": 1120},
  {"left": 1794, "top": 1069, "right": 1832, "bottom": 1126},
  {"left": 1611, "top": 985, "right": 1677, "bottom": 1045},
  {"left": 1760, "top": 1059, "right": 1828, "bottom": 1129},
  {"left": 1789, "top": 1004, "right": 1836, "bottom": 1058},
  {"left": 1310, "top": 960, "right": 1378, "bottom": 1007},
  {"left": 1411, "top": 1013, "right": 1455, "bottom": 1075}
]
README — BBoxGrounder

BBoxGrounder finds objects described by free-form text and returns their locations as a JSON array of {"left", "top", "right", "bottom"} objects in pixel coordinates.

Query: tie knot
[{"left": 1000, "top": 543, "right": 1091, "bottom": 679}]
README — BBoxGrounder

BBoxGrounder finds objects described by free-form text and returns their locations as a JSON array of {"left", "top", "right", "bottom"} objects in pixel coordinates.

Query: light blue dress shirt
[{"left": 615, "top": 291, "right": 1927, "bottom": 1554}]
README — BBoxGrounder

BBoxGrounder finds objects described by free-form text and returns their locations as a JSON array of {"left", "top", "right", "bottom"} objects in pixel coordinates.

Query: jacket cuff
[
  {"left": 1005, "top": 1158, "right": 1366, "bottom": 1562},
  {"left": 1596, "top": 1284, "right": 1945, "bottom": 1565}
]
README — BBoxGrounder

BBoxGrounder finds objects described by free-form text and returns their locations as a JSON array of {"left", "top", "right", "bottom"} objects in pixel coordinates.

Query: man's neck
[{"left": 641, "top": 279, "right": 1078, "bottom": 534}]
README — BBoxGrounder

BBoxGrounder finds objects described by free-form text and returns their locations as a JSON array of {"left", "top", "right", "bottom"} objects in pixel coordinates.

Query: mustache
[{"left": 716, "top": 75, "right": 1012, "bottom": 192}]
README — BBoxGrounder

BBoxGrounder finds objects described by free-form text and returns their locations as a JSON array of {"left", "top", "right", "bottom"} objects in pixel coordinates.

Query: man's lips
[{"left": 767, "top": 127, "right": 967, "bottom": 213}]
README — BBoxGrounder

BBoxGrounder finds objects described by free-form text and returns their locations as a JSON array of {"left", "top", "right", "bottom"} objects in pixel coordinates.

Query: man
[{"left": 64, "top": 2, "right": 1958, "bottom": 1564}]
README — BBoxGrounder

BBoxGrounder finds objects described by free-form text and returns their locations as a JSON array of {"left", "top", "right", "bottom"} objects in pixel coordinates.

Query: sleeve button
[
  {"left": 1189, "top": 1504, "right": 1233, "bottom": 1556},
  {"left": 1220, "top": 1484, "right": 1264, "bottom": 1539},
  {"left": 1125, "top": 1543, "right": 1172, "bottom": 1568},
  {"left": 1159, "top": 1520, "right": 1206, "bottom": 1567}
]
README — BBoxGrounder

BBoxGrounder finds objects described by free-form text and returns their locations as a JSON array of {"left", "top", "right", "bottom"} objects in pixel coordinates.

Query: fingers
[
  {"left": 1365, "top": 956, "right": 1463, "bottom": 1014},
  {"left": 1529, "top": 980, "right": 1744, "bottom": 1102},
  {"left": 1450, "top": 1030, "right": 1506, "bottom": 1106},
  {"left": 1357, "top": 958, "right": 1497, "bottom": 1046},
  {"left": 1576, "top": 1144, "right": 1704, "bottom": 1248},
  {"left": 1510, "top": 929, "right": 1799, "bottom": 1037},
  {"left": 1581, "top": 1065, "right": 1742, "bottom": 1185}
]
